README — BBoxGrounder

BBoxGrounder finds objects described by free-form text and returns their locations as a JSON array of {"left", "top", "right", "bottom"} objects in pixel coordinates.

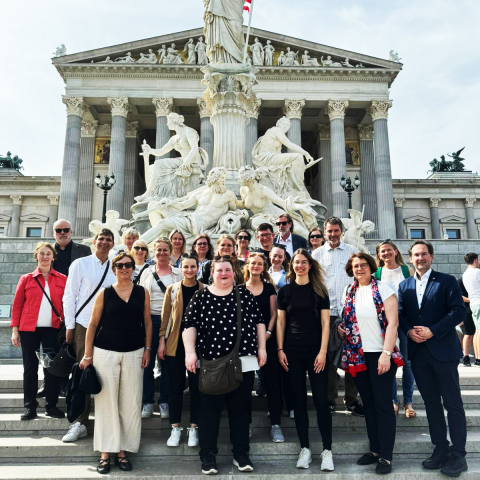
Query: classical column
[
  {"left": 124, "top": 121, "right": 140, "bottom": 218},
  {"left": 76, "top": 120, "right": 98, "bottom": 236},
  {"left": 394, "top": 197, "right": 406, "bottom": 239},
  {"left": 326, "top": 100, "right": 349, "bottom": 218},
  {"left": 9, "top": 195, "right": 22, "bottom": 237},
  {"left": 368, "top": 100, "right": 396, "bottom": 239},
  {"left": 245, "top": 96, "right": 261, "bottom": 166},
  {"left": 107, "top": 97, "right": 130, "bottom": 216},
  {"left": 46, "top": 196, "right": 60, "bottom": 237},
  {"left": 58, "top": 96, "right": 87, "bottom": 230},
  {"left": 283, "top": 99, "right": 305, "bottom": 150},
  {"left": 197, "top": 98, "right": 214, "bottom": 174},
  {"left": 465, "top": 198, "right": 478, "bottom": 239},
  {"left": 429, "top": 198, "right": 442, "bottom": 239},
  {"left": 358, "top": 124, "right": 378, "bottom": 229},
  {"left": 152, "top": 98, "right": 174, "bottom": 155},
  {"left": 317, "top": 125, "right": 331, "bottom": 212}
]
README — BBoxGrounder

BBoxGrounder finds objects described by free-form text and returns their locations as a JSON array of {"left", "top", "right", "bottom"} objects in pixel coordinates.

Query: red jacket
[{"left": 10, "top": 267, "right": 67, "bottom": 332}]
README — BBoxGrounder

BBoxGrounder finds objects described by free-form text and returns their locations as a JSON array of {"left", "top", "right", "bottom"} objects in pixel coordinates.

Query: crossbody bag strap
[
  {"left": 75, "top": 260, "right": 110, "bottom": 319},
  {"left": 95, "top": 286, "right": 111, "bottom": 339},
  {"left": 152, "top": 271, "right": 167, "bottom": 293},
  {"left": 232, "top": 286, "right": 243, "bottom": 356},
  {"left": 34, "top": 276, "right": 62, "bottom": 321},
  {"left": 133, "top": 263, "right": 149, "bottom": 286}
]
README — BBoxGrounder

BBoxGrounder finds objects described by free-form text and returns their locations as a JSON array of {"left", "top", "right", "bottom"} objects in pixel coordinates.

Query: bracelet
[
  {"left": 277, "top": 348, "right": 284, "bottom": 352},
  {"left": 83, "top": 356, "right": 92, "bottom": 360},
  {"left": 145, "top": 346, "right": 151, "bottom": 350},
  {"left": 266, "top": 330, "right": 272, "bottom": 336}
]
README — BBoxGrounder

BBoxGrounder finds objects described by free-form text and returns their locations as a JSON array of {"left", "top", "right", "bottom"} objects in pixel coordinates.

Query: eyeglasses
[
  {"left": 352, "top": 263, "right": 369, "bottom": 270},
  {"left": 133, "top": 246, "right": 148, "bottom": 252},
  {"left": 309, "top": 234, "right": 323, "bottom": 239},
  {"left": 195, "top": 242, "right": 208, "bottom": 246},
  {"left": 114, "top": 262, "right": 134, "bottom": 269},
  {"left": 237, "top": 236, "right": 249, "bottom": 240},
  {"left": 214, "top": 255, "right": 232, "bottom": 261},
  {"left": 55, "top": 228, "right": 71, "bottom": 234},
  {"left": 258, "top": 233, "right": 274, "bottom": 238},
  {"left": 276, "top": 221, "right": 289, "bottom": 226}
]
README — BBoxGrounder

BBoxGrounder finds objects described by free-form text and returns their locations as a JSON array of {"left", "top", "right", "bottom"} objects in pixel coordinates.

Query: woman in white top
[
  {"left": 375, "top": 240, "right": 415, "bottom": 418},
  {"left": 139, "top": 237, "right": 183, "bottom": 419},
  {"left": 131, "top": 239, "right": 152, "bottom": 285},
  {"left": 339, "top": 253, "right": 403, "bottom": 475}
]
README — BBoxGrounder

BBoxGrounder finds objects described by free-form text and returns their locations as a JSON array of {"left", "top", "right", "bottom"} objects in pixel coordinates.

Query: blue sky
[{"left": 1, "top": 0, "right": 479, "bottom": 178}]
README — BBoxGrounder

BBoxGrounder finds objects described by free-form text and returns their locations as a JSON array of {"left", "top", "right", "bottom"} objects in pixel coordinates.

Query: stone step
[{"left": 0, "top": 457, "right": 479, "bottom": 479}]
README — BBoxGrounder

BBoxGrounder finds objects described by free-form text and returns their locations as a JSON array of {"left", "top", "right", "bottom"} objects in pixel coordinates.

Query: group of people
[{"left": 10, "top": 213, "right": 472, "bottom": 477}]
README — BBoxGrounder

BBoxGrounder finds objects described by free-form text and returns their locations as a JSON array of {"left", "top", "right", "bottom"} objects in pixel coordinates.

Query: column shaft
[
  {"left": 465, "top": 203, "right": 478, "bottom": 239},
  {"left": 107, "top": 115, "right": 127, "bottom": 216},
  {"left": 430, "top": 207, "right": 441, "bottom": 239},
  {"left": 155, "top": 116, "right": 171, "bottom": 156},
  {"left": 200, "top": 117, "right": 214, "bottom": 174},
  {"left": 359, "top": 139, "right": 378, "bottom": 227},
  {"left": 47, "top": 204, "right": 59, "bottom": 238},
  {"left": 76, "top": 137, "right": 96, "bottom": 236},
  {"left": 245, "top": 117, "right": 258, "bottom": 166},
  {"left": 330, "top": 118, "right": 348, "bottom": 217},
  {"left": 9, "top": 204, "right": 21, "bottom": 237},
  {"left": 319, "top": 139, "right": 331, "bottom": 213},
  {"left": 287, "top": 118, "right": 302, "bottom": 151},
  {"left": 123, "top": 137, "right": 137, "bottom": 218}
]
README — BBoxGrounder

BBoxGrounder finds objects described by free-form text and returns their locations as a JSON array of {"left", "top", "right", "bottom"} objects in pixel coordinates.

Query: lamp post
[
  {"left": 94, "top": 173, "right": 116, "bottom": 223},
  {"left": 339, "top": 174, "right": 360, "bottom": 210}
]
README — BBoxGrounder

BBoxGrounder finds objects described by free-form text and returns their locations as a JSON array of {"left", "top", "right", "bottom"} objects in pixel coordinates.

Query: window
[
  {"left": 410, "top": 229, "right": 425, "bottom": 239},
  {"left": 0, "top": 227, "right": 4, "bottom": 236},
  {"left": 26, "top": 227, "right": 42, "bottom": 238},
  {"left": 446, "top": 229, "right": 461, "bottom": 239}
]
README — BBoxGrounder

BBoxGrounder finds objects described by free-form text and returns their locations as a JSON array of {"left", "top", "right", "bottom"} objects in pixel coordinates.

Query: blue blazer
[
  {"left": 274, "top": 233, "right": 307, "bottom": 252},
  {"left": 398, "top": 270, "right": 465, "bottom": 362}
]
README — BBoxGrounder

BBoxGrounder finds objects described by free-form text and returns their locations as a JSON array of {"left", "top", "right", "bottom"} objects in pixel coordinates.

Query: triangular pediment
[
  {"left": 404, "top": 215, "right": 431, "bottom": 223},
  {"left": 440, "top": 215, "right": 466, "bottom": 223},
  {"left": 20, "top": 213, "right": 49, "bottom": 222},
  {"left": 0, "top": 214, "right": 11, "bottom": 221}
]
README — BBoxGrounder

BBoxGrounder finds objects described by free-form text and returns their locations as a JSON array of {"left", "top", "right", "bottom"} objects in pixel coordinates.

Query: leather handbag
[{"left": 199, "top": 287, "right": 243, "bottom": 395}]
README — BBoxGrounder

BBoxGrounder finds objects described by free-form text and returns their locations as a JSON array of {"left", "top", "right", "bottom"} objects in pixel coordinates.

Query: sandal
[
  {"left": 115, "top": 455, "right": 133, "bottom": 471},
  {"left": 97, "top": 458, "right": 110, "bottom": 475},
  {"left": 393, "top": 403, "right": 399, "bottom": 416},
  {"left": 404, "top": 404, "right": 416, "bottom": 418}
]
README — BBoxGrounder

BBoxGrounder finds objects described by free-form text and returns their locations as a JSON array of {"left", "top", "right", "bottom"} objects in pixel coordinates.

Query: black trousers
[
  {"left": 20, "top": 327, "right": 60, "bottom": 410},
  {"left": 261, "top": 334, "right": 283, "bottom": 425},
  {"left": 411, "top": 343, "right": 467, "bottom": 457},
  {"left": 198, "top": 371, "right": 254, "bottom": 458},
  {"left": 165, "top": 338, "right": 199, "bottom": 425},
  {"left": 284, "top": 345, "right": 332, "bottom": 450},
  {"left": 353, "top": 352, "right": 397, "bottom": 461}
]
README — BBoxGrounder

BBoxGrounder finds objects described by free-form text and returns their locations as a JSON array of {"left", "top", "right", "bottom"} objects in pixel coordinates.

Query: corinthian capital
[
  {"left": 81, "top": 120, "right": 99, "bottom": 138},
  {"left": 246, "top": 96, "right": 262, "bottom": 119},
  {"left": 10, "top": 195, "right": 23, "bottom": 205},
  {"left": 197, "top": 98, "right": 211, "bottom": 118},
  {"left": 47, "top": 195, "right": 60, "bottom": 206},
  {"left": 317, "top": 124, "right": 330, "bottom": 140},
  {"left": 368, "top": 100, "right": 392, "bottom": 121},
  {"left": 465, "top": 197, "right": 477, "bottom": 208},
  {"left": 429, "top": 197, "right": 441, "bottom": 208},
  {"left": 393, "top": 197, "right": 405, "bottom": 208},
  {"left": 152, "top": 97, "right": 174, "bottom": 117},
  {"left": 325, "top": 100, "right": 349, "bottom": 121},
  {"left": 126, "top": 121, "right": 140, "bottom": 138},
  {"left": 62, "top": 96, "right": 88, "bottom": 117},
  {"left": 107, "top": 97, "right": 131, "bottom": 118},
  {"left": 283, "top": 99, "right": 305, "bottom": 120},
  {"left": 358, "top": 124, "right": 374, "bottom": 141}
]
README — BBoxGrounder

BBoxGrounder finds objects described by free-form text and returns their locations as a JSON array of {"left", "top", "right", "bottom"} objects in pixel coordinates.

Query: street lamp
[
  {"left": 95, "top": 173, "right": 116, "bottom": 223},
  {"left": 339, "top": 174, "right": 360, "bottom": 210}
]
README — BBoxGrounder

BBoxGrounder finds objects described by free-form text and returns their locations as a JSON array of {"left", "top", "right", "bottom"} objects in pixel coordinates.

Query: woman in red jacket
[{"left": 11, "top": 242, "right": 67, "bottom": 420}]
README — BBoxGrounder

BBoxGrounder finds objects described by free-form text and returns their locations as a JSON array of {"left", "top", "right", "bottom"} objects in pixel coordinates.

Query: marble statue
[
  {"left": 164, "top": 44, "right": 184, "bottom": 64},
  {"left": 115, "top": 52, "right": 135, "bottom": 63},
  {"left": 277, "top": 51, "right": 286, "bottom": 66},
  {"left": 195, "top": 37, "right": 208, "bottom": 64},
  {"left": 135, "top": 112, "right": 209, "bottom": 203},
  {"left": 321, "top": 55, "right": 342, "bottom": 67},
  {"left": 250, "top": 38, "right": 264, "bottom": 65},
  {"left": 341, "top": 209, "right": 375, "bottom": 253},
  {"left": 264, "top": 40, "right": 275, "bottom": 66},
  {"left": 342, "top": 58, "right": 353, "bottom": 67},
  {"left": 137, "top": 49, "right": 157, "bottom": 64},
  {"left": 158, "top": 45, "right": 167, "bottom": 64},
  {"left": 137, "top": 167, "right": 239, "bottom": 243},
  {"left": 98, "top": 56, "right": 114, "bottom": 63},
  {"left": 53, "top": 44, "right": 66, "bottom": 57},
  {"left": 184, "top": 39, "right": 197, "bottom": 64},
  {"left": 203, "top": 0, "right": 245, "bottom": 64},
  {"left": 301, "top": 50, "right": 320, "bottom": 67},
  {"left": 355, "top": 62, "right": 365, "bottom": 68},
  {"left": 237, "top": 166, "right": 324, "bottom": 239},
  {"left": 388, "top": 50, "right": 402, "bottom": 62},
  {"left": 252, "top": 116, "right": 320, "bottom": 199},
  {"left": 282, "top": 47, "right": 300, "bottom": 66},
  {"left": 84, "top": 210, "right": 129, "bottom": 249}
]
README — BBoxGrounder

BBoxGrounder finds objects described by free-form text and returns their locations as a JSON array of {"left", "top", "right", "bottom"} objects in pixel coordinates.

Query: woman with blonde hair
[
  {"left": 121, "top": 228, "right": 139, "bottom": 254},
  {"left": 131, "top": 240, "right": 152, "bottom": 286},
  {"left": 169, "top": 229, "right": 186, "bottom": 268}
]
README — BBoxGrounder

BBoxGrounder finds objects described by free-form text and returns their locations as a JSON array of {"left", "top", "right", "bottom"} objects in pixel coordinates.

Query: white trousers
[{"left": 93, "top": 347, "right": 144, "bottom": 453}]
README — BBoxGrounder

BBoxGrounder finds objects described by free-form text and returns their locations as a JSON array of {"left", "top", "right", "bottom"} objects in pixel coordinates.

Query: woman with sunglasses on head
[
  {"left": 375, "top": 240, "right": 415, "bottom": 419},
  {"left": 169, "top": 229, "right": 186, "bottom": 268},
  {"left": 191, "top": 234, "right": 214, "bottom": 277},
  {"left": 158, "top": 253, "right": 204, "bottom": 448},
  {"left": 235, "top": 231, "right": 251, "bottom": 262},
  {"left": 308, "top": 228, "right": 325, "bottom": 253},
  {"left": 198, "top": 234, "right": 244, "bottom": 285},
  {"left": 268, "top": 245, "right": 290, "bottom": 289},
  {"left": 139, "top": 238, "right": 183, "bottom": 420},
  {"left": 131, "top": 240, "right": 153, "bottom": 285},
  {"left": 79, "top": 252, "right": 152, "bottom": 474},
  {"left": 277, "top": 249, "right": 333, "bottom": 471}
]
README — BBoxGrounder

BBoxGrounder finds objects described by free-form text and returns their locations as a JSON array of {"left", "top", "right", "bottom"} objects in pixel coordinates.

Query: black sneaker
[
  {"left": 440, "top": 454, "right": 468, "bottom": 477},
  {"left": 422, "top": 446, "right": 450, "bottom": 469},
  {"left": 376, "top": 458, "right": 392, "bottom": 475},
  {"left": 233, "top": 453, "right": 254, "bottom": 472},
  {"left": 346, "top": 401, "right": 365, "bottom": 417},
  {"left": 463, "top": 356, "right": 471, "bottom": 367},
  {"left": 201, "top": 454, "right": 218, "bottom": 475},
  {"left": 474, "top": 359, "right": 480, "bottom": 368},
  {"left": 20, "top": 408, "right": 37, "bottom": 421},
  {"left": 329, "top": 401, "right": 336, "bottom": 414},
  {"left": 255, "top": 384, "right": 267, "bottom": 397},
  {"left": 357, "top": 453, "right": 379, "bottom": 465},
  {"left": 45, "top": 407, "right": 65, "bottom": 419}
]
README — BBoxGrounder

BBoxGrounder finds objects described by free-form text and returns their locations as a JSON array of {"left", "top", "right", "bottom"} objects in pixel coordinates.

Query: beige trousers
[{"left": 93, "top": 347, "right": 144, "bottom": 453}]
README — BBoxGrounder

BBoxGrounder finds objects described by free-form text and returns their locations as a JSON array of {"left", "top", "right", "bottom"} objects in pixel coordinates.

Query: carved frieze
[
  {"left": 96, "top": 123, "right": 111, "bottom": 138},
  {"left": 107, "top": 97, "right": 131, "bottom": 118},
  {"left": 344, "top": 126, "right": 359, "bottom": 142},
  {"left": 81, "top": 120, "right": 98, "bottom": 138},
  {"left": 358, "top": 124, "right": 374, "bottom": 141},
  {"left": 368, "top": 100, "right": 392, "bottom": 121},
  {"left": 325, "top": 100, "right": 349, "bottom": 121},
  {"left": 152, "top": 97, "right": 174, "bottom": 117},
  {"left": 283, "top": 99, "right": 305, "bottom": 120}
]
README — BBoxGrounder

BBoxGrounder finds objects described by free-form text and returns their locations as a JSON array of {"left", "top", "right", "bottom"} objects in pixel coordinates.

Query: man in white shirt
[
  {"left": 273, "top": 214, "right": 307, "bottom": 257},
  {"left": 312, "top": 217, "right": 364, "bottom": 416},
  {"left": 62, "top": 229, "right": 117, "bottom": 443},
  {"left": 463, "top": 252, "right": 480, "bottom": 367}
]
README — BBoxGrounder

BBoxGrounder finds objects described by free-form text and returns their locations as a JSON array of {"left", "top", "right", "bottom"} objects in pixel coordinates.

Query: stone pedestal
[
  {"left": 465, "top": 198, "right": 478, "bottom": 239},
  {"left": 245, "top": 97, "right": 261, "bottom": 167},
  {"left": 394, "top": 198, "right": 406, "bottom": 239},
  {"left": 358, "top": 125, "right": 378, "bottom": 230},
  {"left": 9, "top": 196, "right": 22, "bottom": 237},
  {"left": 152, "top": 98, "right": 174, "bottom": 156},
  {"left": 317, "top": 125, "right": 331, "bottom": 213},
  {"left": 284, "top": 100, "right": 305, "bottom": 152},
  {"left": 197, "top": 98, "right": 214, "bottom": 174},
  {"left": 429, "top": 198, "right": 441, "bottom": 239}
]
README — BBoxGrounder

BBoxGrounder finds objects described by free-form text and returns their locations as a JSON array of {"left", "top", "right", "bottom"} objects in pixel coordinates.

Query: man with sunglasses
[{"left": 274, "top": 214, "right": 307, "bottom": 257}]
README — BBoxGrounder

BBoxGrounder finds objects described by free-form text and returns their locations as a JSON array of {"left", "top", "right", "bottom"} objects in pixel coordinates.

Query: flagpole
[{"left": 242, "top": 0, "right": 254, "bottom": 64}]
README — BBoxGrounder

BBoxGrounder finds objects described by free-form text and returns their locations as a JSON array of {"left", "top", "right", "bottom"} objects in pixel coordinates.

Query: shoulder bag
[
  {"left": 199, "top": 287, "right": 243, "bottom": 395},
  {"left": 75, "top": 261, "right": 110, "bottom": 319},
  {"left": 133, "top": 264, "right": 149, "bottom": 286},
  {"left": 152, "top": 270, "right": 167, "bottom": 293}
]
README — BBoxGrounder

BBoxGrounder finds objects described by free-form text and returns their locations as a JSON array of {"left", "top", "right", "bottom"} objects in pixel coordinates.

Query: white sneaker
[
  {"left": 62, "top": 422, "right": 87, "bottom": 443},
  {"left": 296, "top": 447, "right": 312, "bottom": 469},
  {"left": 167, "top": 427, "right": 183, "bottom": 447},
  {"left": 321, "top": 449, "right": 334, "bottom": 471},
  {"left": 270, "top": 425, "right": 285, "bottom": 443},
  {"left": 187, "top": 427, "right": 199, "bottom": 447},
  {"left": 159, "top": 403, "right": 169, "bottom": 419},
  {"left": 289, "top": 410, "right": 295, "bottom": 419},
  {"left": 141, "top": 403, "right": 154, "bottom": 419}
]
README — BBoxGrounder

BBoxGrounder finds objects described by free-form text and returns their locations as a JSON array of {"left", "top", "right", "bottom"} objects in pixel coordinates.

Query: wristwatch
[
  {"left": 266, "top": 330, "right": 272, "bottom": 336},
  {"left": 382, "top": 350, "right": 392, "bottom": 356},
  {"left": 145, "top": 347, "right": 151, "bottom": 351}
]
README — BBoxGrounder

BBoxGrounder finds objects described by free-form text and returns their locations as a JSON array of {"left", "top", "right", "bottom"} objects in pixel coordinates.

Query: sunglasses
[
  {"left": 309, "top": 234, "right": 323, "bottom": 239},
  {"left": 276, "top": 221, "right": 289, "bottom": 226},
  {"left": 214, "top": 255, "right": 232, "bottom": 261},
  {"left": 195, "top": 242, "right": 208, "bottom": 246},
  {"left": 237, "top": 235, "right": 249, "bottom": 240},
  {"left": 133, "top": 246, "right": 148, "bottom": 252},
  {"left": 114, "top": 262, "right": 134, "bottom": 269},
  {"left": 55, "top": 228, "right": 71, "bottom": 234}
]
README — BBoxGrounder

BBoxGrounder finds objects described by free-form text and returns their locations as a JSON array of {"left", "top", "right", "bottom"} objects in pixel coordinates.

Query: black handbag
[
  {"left": 37, "top": 343, "right": 76, "bottom": 377},
  {"left": 199, "top": 287, "right": 243, "bottom": 395}
]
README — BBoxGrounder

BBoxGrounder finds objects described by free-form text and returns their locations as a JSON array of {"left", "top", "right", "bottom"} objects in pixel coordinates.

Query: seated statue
[
  {"left": 135, "top": 113, "right": 209, "bottom": 203},
  {"left": 282, "top": 47, "right": 300, "bottom": 66},
  {"left": 115, "top": 52, "right": 136, "bottom": 63},
  {"left": 98, "top": 56, "right": 114, "bottom": 63},
  {"left": 137, "top": 49, "right": 157, "bottom": 64},
  {"left": 341, "top": 209, "right": 375, "bottom": 253},
  {"left": 301, "top": 50, "right": 320, "bottom": 67},
  {"left": 163, "top": 44, "right": 184, "bottom": 65},
  {"left": 138, "top": 168, "right": 239, "bottom": 244},
  {"left": 321, "top": 55, "right": 342, "bottom": 67}
]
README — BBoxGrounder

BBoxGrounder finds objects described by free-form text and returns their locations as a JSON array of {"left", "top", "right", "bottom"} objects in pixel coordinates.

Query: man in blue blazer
[
  {"left": 273, "top": 214, "right": 307, "bottom": 257},
  {"left": 398, "top": 240, "right": 467, "bottom": 477}
]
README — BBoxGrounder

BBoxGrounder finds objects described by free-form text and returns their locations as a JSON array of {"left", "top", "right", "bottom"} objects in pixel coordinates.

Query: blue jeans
[
  {"left": 393, "top": 329, "right": 414, "bottom": 405},
  {"left": 142, "top": 315, "right": 170, "bottom": 405}
]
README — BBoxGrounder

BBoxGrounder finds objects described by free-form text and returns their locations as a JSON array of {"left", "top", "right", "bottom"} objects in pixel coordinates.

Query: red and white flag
[{"left": 243, "top": 0, "right": 252, "bottom": 13}]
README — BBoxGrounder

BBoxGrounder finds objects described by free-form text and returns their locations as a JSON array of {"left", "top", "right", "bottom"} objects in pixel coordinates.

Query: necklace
[{"left": 116, "top": 285, "right": 133, "bottom": 292}]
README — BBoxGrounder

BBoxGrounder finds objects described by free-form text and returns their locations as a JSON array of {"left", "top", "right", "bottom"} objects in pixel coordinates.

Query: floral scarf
[{"left": 341, "top": 277, "right": 404, "bottom": 376}]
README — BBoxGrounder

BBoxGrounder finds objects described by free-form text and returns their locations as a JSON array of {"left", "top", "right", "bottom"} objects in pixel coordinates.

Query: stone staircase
[{"left": 0, "top": 364, "right": 479, "bottom": 479}]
